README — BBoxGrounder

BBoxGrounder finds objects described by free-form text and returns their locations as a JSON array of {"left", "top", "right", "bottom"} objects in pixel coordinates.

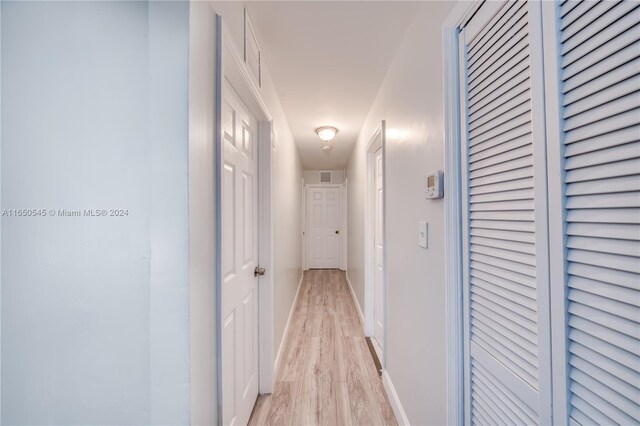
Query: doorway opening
[{"left": 364, "top": 121, "right": 386, "bottom": 364}]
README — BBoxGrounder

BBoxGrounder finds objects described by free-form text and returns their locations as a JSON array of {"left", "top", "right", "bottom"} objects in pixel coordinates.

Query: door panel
[
  {"left": 222, "top": 80, "right": 259, "bottom": 426},
  {"left": 374, "top": 148, "right": 384, "bottom": 349},
  {"left": 555, "top": 2, "right": 640, "bottom": 424},
  {"left": 459, "top": 2, "right": 552, "bottom": 424},
  {"left": 307, "top": 187, "right": 342, "bottom": 269}
]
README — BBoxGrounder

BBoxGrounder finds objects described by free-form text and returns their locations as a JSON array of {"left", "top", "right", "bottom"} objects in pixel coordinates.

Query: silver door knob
[{"left": 254, "top": 266, "right": 266, "bottom": 277}]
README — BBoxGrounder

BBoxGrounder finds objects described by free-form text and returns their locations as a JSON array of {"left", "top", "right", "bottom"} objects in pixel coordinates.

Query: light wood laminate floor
[{"left": 248, "top": 269, "right": 397, "bottom": 426}]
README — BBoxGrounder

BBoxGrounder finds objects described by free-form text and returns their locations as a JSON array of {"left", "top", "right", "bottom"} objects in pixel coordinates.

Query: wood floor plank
[
  {"left": 291, "top": 337, "right": 322, "bottom": 426},
  {"left": 250, "top": 270, "right": 396, "bottom": 426},
  {"left": 248, "top": 394, "right": 271, "bottom": 426},
  {"left": 346, "top": 372, "right": 381, "bottom": 426},
  {"left": 263, "top": 381, "right": 295, "bottom": 426},
  {"left": 321, "top": 381, "right": 352, "bottom": 426}
]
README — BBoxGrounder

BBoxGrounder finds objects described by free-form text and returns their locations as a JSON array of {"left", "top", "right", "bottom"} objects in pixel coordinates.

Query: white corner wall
[
  {"left": 262, "top": 63, "right": 305, "bottom": 360},
  {"left": 346, "top": 2, "right": 457, "bottom": 425},
  {"left": 188, "top": 2, "right": 219, "bottom": 425},
  {"left": 1, "top": 2, "right": 190, "bottom": 424},
  {"left": 188, "top": 2, "right": 304, "bottom": 424}
]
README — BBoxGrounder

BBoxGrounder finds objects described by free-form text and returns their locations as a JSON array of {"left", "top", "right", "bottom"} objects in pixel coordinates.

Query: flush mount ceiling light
[{"left": 316, "top": 126, "right": 338, "bottom": 142}]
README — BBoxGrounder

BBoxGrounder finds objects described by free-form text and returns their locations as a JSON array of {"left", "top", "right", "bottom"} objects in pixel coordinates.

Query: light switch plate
[{"left": 418, "top": 222, "right": 428, "bottom": 248}]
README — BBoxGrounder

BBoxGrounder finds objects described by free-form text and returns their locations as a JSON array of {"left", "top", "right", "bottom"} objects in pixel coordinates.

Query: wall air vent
[{"left": 320, "top": 171, "right": 332, "bottom": 183}]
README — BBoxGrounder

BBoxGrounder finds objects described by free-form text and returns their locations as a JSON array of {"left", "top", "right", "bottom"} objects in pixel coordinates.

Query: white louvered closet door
[
  {"left": 458, "top": 1, "right": 552, "bottom": 424},
  {"left": 553, "top": 1, "right": 640, "bottom": 424}
]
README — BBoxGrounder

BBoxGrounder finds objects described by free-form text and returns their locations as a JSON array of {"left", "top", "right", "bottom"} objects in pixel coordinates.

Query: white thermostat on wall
[{"left": 425, "top": 171, "right": 444, "bottom": 199}]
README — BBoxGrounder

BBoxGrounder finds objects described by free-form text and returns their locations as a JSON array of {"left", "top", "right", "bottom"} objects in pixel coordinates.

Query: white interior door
[
  {"left": 459, "top": 2, "right": 552, "bottom": 424},
  {"left": 551, "top": 2, "right": 640, "bottom": 423},
  {"left": 374, "top": 147, "right": 384, "bottom": 351},
  {"left": 307, "top": 187, "right": 342, "bottom": 269},
  {"left": 221, "top": 80, "right": 259, "bottom": 426}
]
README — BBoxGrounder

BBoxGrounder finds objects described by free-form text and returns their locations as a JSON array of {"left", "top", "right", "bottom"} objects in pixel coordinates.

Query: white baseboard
[
  {"left": 345, "top": 273, "right": 364, "bottom": 326},
  {"left": 382, "top": 369, "right": 410, "bottom": 426},
  {"left": 273, "top": 272, "right": 304, "bottom": 374}
]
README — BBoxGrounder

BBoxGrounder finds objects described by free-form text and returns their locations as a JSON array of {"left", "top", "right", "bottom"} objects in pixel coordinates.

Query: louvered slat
[
  {"left": 469, "top": 89, "right": 530, "bottom": 132},
  {"left": 565, "top": 141, "right": 640, "bottom": 170},
  {"left": 562, "top": 1, "right": 635, "bottom": 44},
  {"left": 470, "top": 219, "right": 535, "bottom": 233},
  {"left": 565, "top": 156, "right": 639, "bottom": 182},
  {"left": 472, "top": 309, "right": 537, "bottom": 355},
  {"left": 469, "top": 35, "right": 529, "bottom": 98},
  {"left": 568, "top": 263, "right": 639, "bottom": 290},
  {"left": 563, "top": 39, "right": 640, "bottom": 94},
  {"left": 571, "top": 353, "right": 640, "bottom": 403},
  {"left": 468, "top": 3, "right": 524, "bottom": 65},
  {"left": 470, "top": 227, "right": 535, "bottom": 243},
  {"left": 563, "top": 61, "right": 640, "bottom": 107},
  {"left": 564, "top": 92, "right": 640, "bottom": 132},
  {"left": 472, "top": 300, "right": 537, "bottom": 344},
  {"left": 561, "top": 0, "right": 599, "bottom": 30},
  {"left": 468, "top": 124, "right": 531, "bottom": 156},
  {"left": 472, "top": 316, "right": 538, "bottom": 370},
  {"left": 471, "top": 291, "right": 537, "bottom": 333},
  {"left": 566, "top": 174, "right": 640, "bottom": 199},
  {"left": 567, "top": 222, "right": 640, "bottom": 241},
  {"left": 563, "top": 30, "right": 639, "bottom": 82},
  {"left": 560, "top": 0, "right": 581, "bottom": 19},
  {"left": 469, "top": 56, "right": 530, "bottom": 110},
  {"left": 473, "top": 362, "right": 538, "bottom": 424},
  {"left": 564, "top": 124, "right": 640, "bottom": 157},
  {"left": 564, "top": 78, "right": 640, "bottom": 119},
  {"left": 562, "top": 5, "right": 640, "bottom": 64},
  {"left": 471, "top": 276, "right": 537, "bottom": 310},
  {"left": 469, "top": 79, "right": 531, "bottom": 123},
  {"left": 561, "top": 1, "right": 620, "bottom": 44},
  {"left": 570, "top": 329, "right": 640, "bottom": 375}
]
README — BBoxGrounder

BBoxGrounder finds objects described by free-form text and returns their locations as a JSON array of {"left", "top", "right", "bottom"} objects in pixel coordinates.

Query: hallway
[{"left": 248, "top": 270, "right": 397, "bottom": 426}]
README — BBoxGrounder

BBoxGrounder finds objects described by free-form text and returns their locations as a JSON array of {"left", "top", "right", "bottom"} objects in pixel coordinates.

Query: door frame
[
  {"left": 364, "top": 121, "right": 386, "bottom": 363},
  {"left": 442, "top": 2, "right": 484, "bottom": 425},
  {"left": 215, "top": 16, "right": 275, "bottom": 422},
  {"left": 304, "top": 183, "right": 344, "bottom": 270},
  {"left": 342, "top": 178, "right": 348, "bottom": 271}
]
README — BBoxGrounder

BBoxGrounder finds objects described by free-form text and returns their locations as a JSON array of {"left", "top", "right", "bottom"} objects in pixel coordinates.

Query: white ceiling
[{"left": 245, "top": 1, "right": 421, "bottom": 169}]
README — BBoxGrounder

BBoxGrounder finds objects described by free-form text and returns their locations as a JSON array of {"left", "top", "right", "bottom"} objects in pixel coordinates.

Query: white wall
[
  {"left": 188, "top": 2, "right": 219, "bottom": 425},
  {"left": 188, "top": 2, "right": 304, "bottom": 424},
  {"left": 303, "top": 169, "right": 345, "bottom": 185},
  {"left": 346, "top": 2, "right": 456, "bottom": 424},
  {"left": 263, "top": 64, "right": 305, "bottom": 360},
  {"left": 1, "top": 2, "right": 190, "bottom": 424}
]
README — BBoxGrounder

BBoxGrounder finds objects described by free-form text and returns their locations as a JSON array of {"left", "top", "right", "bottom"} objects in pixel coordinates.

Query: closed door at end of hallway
[{"left": 307, "top": 187, "right": 342, "bottom": 269}]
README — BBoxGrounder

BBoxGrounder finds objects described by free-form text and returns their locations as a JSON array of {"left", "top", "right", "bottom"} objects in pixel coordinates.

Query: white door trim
[
  {"left": 302, "top": 177, "right": 307, "bottom": 271},
  {"left": 364, "top": 121, "right": 386, "bottom": 363},
  {"left": 301, "top": 180, "right": 347, "bottom": 271},
  {"left": 540, "top": 2, "right": 569, "bottom": 423},
  {"left": 442, "top": 3, "right": 482, "bottom": 425},
  {"left": 342, "top": 178, "right": 348, "bottom": 271},
  {"left": 216, "top": 17, "right": 275, "bottom": 424}
]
